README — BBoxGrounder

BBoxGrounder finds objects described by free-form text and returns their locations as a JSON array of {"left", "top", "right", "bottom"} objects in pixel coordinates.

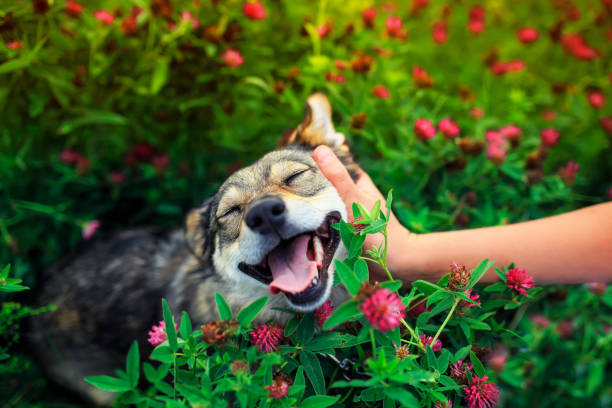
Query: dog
[{"left": 31, "top": 94, "right": 358, "bottom": 405}]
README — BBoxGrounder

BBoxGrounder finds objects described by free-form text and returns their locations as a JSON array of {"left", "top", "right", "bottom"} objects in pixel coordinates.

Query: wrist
[{"left": 387, "top": 227, "right": 437, "bottom": 283}]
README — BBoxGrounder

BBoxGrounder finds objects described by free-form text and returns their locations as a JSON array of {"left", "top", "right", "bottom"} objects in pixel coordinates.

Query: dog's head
[{"left": 186, "top": 94, "right": 356, "bottom": 312}]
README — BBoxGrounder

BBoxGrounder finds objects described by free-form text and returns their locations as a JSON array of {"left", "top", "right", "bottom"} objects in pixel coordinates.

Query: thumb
[{"left": 313, "top": 145, "right": 357, "bottom": 202}]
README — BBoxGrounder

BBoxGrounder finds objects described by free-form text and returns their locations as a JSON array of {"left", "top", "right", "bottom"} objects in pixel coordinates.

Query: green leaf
[
  {"left": 427, "top": 290, "right": 452, "bottom": 307},
  {"left": 467, "top": 259, "right": 494, "bottom": 290},
  {"left": 383, "top": 387, "right": 419, "bottom": 407},
  {"left": 296, "top": 312, "right": 315, "bottom": 344},
  {"left": 84, "top": 375, "right": 131, "bottom": 392},
  {"left": 360, "top": 219, "right": 387, "bottom": 235},
  {"left": 179, "top": 312, "right": 192, "bottom": 339},
  {"left": 126, "top": 341, "right": 140, "bottom": 388},
  {"left": 242, "top": 383, "right": 267, "bottom": 397},
  {"left": 483, "top": 282, "right": 507, "bottom": 293},
  {"left": 243, "top": 76, "right": 271, "bottom": 93},
  {"left": 430, "top": 296, "right": 454, "bottom": 316},
  {"left": 299, "top": 395, "right": 340, "bottom": 408},
  {"left": 464, "top": 318, "right": 491, "bottom": 331},
  {"left": 236, "top": 296, "right": 268, "bottom": 327},
  {"left": 380, "top": 280, "right": 402, "bottom": 293},
  {"left": 451, "top": 290, "right": 477, "bottom": 305},
  {"left": 349, "top": 233, "right": 366, "bottom": 258},
  {"left": 215, "top": 293, "right": 233, "bottom": 320},
  {"left": 0, "top": 58, "right": 30, "bottom": 75},
  {"left": 0, "top": 265, "right": 9, "bottom": 279},
  {"left": 586, "top": 360, "right": 604, "bottom": 395},
  {"left": 370, "top": 200, "right": 381, "bottom": 220},
  {"left": 438, "top": 349, "right": 451, "bottom": 373},
  {"left": 354, "top": 202, "right": 372, "bottom": 220},
  {"left": 57, "top": 110, "right": 128, "bottom": 134},
  {"left": 331, "top": 379, "right": 373, "bottom": 388},
  {"left": 176, "top": 384, "right": 206, "bottom": 404},
  {"left": 155, "top": 380, "right": 175, "bottom": 397},
  {"left": 504, "top": 301, "right": 522, "bottom": 310},
  {"left": 178, "top": 96, "right": 214, "bottom": 112},
  {"left": 143, "top": 362, "right": 169, "bottom": 383},
  {"left": 384, "top": 396, "right": 396, "bottom": 408},
  {"left": 323, "top": 300, "right": 360, "bottom": 330},
  {"left": 439, "top": 375, "right": 459, "bottom": 389},
  {"left": 300, "top": 350, "right": 325, "bottom": 394},
  {"left": 470, "top": 351, "right": 485, "bottom": 377},
  {"left": 499, "top": 369, "right": 523, "bottom": 388},
  {"left": 500, "top": 163, "right": 523, "bottom": 181},
  {"left": 601, "top": 292, "right": 612, "bottom": 308},
  {"left": 359, "top": 386, "right": 384, "bottom": 402},
  {"left": 305, "top": 332, "right": 351, "bottom": 352},
  {"left": 426, "top": 346, "right": 438, "bottom": 371},
  {"left": 454, "top": 345, "right": 472, "bottom": 361},
  {"left": 388, "top": 370, "right": 436, "bottom": 385},
  {"left": 416, "top": 311, "right": 431, "bottom": 328},
  {"left": 161, "top": 298, "right": 178, "bottom": 352},
  {"left": 494, "top": 266, "right": 507, "bottom": 282},
  {"left": 291, "top": 367, "right": 305, "bottom": 401},
  {"left": 412, "top": 280, "right": 445, "bottom": 296},
  {"left": 385, "top": 190, "right": 393, "bottom": 220},
  {"left": 459, "top": 321, "right": 472, "bottom": 342},
  {"left": 338, "top": 220, "right": 355, "bottom": 249},
  {"left": 150, "top": 345, "right": 174, "bottom": 363},
  {"left": 401, "top": 287, "right": 418, "bottom": 307},
  {"left": 150, "top": 57, "right": 169, "bottom": 94},
  {"left": 0, "top": 283, "right": 29, "bottom": 293},
  {"left": 335, "top": 260, "right": 361, "bottom": 296},
  {"left": 284, "top": 314, "right": 300, "bottom": 337},
  {"left": 354, "top": 258, "right": 369, "bottom": 282}
]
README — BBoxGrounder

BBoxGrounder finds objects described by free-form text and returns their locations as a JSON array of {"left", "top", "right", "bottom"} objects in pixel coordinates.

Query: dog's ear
[
  {"left": 185, "top": 198, "right": 215, "bottom": 260},
  {"left": 279, "top": 93, "right": 348, "bottom": 150}
]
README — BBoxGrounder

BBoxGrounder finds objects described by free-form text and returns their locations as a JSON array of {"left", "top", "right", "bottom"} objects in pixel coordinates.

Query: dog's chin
[{"left": 238, "top": 211, "right": 342, "bottom": 312}]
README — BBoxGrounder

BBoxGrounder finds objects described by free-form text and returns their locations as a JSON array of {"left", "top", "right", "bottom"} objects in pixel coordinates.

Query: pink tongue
[{"left": 268, "top": 234, "right": 317, "bottom": 294}]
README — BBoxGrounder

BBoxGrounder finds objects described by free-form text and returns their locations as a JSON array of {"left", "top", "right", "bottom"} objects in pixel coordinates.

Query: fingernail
[{"left": 314, "top": 146, "right": 332, "bottom": 165}]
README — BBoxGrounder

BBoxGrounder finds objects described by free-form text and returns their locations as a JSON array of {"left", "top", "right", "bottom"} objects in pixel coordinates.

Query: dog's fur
[{"left": 31, "top": 94, "right": 357, "bottom": 405}]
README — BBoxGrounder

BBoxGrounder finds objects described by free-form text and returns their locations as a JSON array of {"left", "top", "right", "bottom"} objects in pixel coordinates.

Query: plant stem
[
  {"left": 359, "top": 256, "right": 379, "bottom": 264},
  {"left": 399, "top": 339, "right": 422, "bottom": 348},
  {"left": 431, "top": 298, "right": 459, "bottom": 346},
  {"left": 400, "top": 319, "right": 425, "bottom": 352},
  {"left": 369, "top": 328, "right": 377, "bottom": 358},
  {"left": 173, "top": 354, "right": 177, "bottom": 400},
  {"left": 380, "top": 230, "right": 394, "bottom": 281}
]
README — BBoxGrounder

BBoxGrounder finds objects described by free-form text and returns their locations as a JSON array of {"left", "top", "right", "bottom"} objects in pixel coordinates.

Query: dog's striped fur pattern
[{"left": 31, "top": 94, "right": 356, "bottom": 405}]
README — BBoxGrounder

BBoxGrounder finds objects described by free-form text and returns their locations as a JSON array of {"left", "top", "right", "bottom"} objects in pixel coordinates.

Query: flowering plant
[{"left": 85, "top": 194, "right": 551, "bottom": 407}]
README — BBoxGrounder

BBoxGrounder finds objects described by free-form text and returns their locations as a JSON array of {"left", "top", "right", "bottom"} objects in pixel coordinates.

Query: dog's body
[{"left": 31, "top": 94, "right": 357, "bottom": 405}]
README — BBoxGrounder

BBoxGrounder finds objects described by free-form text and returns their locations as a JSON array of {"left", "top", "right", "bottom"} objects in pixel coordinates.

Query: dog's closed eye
[
  {"left": 220, "top": 205, "right": 242, "bottom": 218},
  {"left": 283, "top": 168, "right": 311, "bottom": 186}
]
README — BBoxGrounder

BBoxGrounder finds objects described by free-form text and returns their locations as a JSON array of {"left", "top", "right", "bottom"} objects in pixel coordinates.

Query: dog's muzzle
[{"left": 238, "top": 210, "right": 341, "bottom": 307}]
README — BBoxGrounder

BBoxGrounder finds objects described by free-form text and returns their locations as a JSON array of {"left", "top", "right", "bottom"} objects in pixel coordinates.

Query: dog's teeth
[
  {"left": 313, "top": 235, "right": 324, "bottom": 268},
  {"left": 312, "top": 277, "right": 318, "bottom": 286}
]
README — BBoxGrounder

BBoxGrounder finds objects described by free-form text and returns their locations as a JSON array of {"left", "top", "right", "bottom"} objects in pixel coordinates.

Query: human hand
[{"left": 313, "top": 145, "right": 413, "bottom": 280}]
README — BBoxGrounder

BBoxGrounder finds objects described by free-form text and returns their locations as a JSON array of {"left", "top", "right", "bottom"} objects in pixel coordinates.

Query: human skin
[{"left": 313, "top": 145, "right": 612, "bottom": 284}]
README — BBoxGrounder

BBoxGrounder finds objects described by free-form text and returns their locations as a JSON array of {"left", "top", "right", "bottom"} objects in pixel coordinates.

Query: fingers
[{"left": 313, "top": 145, "right": 357, "bottom": 201}]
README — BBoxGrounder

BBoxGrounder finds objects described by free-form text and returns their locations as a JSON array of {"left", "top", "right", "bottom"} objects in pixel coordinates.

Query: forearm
[{"left": 395, "top": 202, "right": 612, "bottom": 284}]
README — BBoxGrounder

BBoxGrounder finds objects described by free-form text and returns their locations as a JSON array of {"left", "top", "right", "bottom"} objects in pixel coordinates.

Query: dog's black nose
[{"left": 246, "top": 196, "right": 286, "bottom": 234}]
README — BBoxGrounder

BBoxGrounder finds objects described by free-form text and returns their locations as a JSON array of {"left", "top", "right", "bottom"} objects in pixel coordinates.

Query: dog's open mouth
[{"left": 238, "top": 211, "right": 341, "bottom": 305}]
